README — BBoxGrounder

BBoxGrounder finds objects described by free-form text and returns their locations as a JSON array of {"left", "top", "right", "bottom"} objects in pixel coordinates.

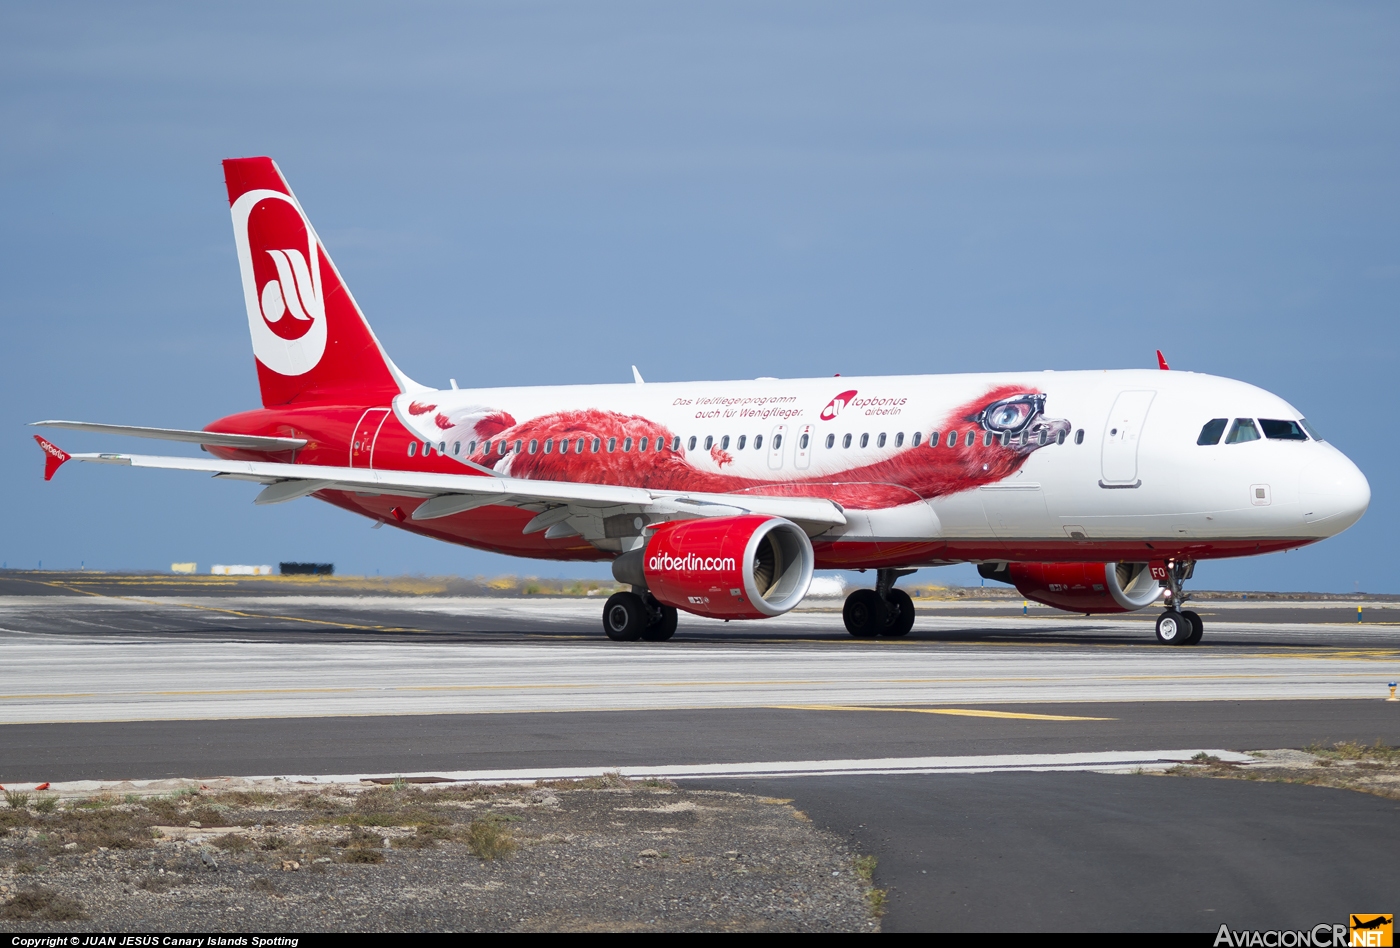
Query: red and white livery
[{"left": 33, "top": 158, "right": 1371, "bottom": 645}]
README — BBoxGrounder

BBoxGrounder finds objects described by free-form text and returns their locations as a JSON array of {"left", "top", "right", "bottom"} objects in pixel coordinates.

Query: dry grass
[
  {"left": 1167, "top": 742, "right": 1400, "bottom": 801},
  {"left": 464, "top": 819, "right": 516, "bottom": 860},
  {"left": 0, "top": 887, "right": 87, "bottom": 920},
  {"left": 853, "top": 855, "right": 886, "bottom": 917}
]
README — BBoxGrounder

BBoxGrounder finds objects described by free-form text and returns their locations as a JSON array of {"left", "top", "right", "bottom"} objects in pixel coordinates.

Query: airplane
[{"left": 31, "top": 157, "right": 1371, "bottom": 645}]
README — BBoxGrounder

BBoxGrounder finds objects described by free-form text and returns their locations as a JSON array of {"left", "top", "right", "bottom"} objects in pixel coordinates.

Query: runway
[{"left": 2, "top": 576, "right": 1398, "bottom": 931}]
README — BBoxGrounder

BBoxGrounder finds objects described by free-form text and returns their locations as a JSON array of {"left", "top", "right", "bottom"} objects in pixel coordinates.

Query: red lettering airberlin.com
[{"left": 649, "top": 553, "right": 737, "bottom": 572}]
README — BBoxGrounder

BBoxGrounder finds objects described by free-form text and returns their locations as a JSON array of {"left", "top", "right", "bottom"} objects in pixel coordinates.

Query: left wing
[{"left": 37, "top": 441, "right": 847, "bottom": 542}]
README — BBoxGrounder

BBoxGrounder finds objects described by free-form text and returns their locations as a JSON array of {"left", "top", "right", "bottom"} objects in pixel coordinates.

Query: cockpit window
[
  {"left": 1299, "top": 418, "right": 1323, "bottom": 442},
  {"left": 1197, "top": 418, "right": 1227, "bottom": 445},
  {"left": 1225, "top": 418, "right": 1260, "bottom": 444},
  {"left": 1260, "top": 419, "right": 1308, "bottom": 441}
]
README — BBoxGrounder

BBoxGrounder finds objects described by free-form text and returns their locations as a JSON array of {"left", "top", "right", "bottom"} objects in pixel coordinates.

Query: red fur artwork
[{"left": 428, "top": 385, "right": 1070, "bottom": 510}]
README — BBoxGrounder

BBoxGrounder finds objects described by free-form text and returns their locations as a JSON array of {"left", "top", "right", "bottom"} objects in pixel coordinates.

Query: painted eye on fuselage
[{"left": 977, "top": 394, "right": 1046, "bottom": 434}]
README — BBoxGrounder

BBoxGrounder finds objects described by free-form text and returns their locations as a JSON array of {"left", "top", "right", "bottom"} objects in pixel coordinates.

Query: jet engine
[
  {"left": 977, "top": 561, "right": 1162, "bottom": 614},
  {"left": 615, "top": 515, "right": 815, "bottom": 620}
]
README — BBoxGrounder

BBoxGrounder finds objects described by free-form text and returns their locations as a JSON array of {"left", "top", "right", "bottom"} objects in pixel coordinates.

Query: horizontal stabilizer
[{"left": 30, "top": 420, "right": 306, "bottom": 452}]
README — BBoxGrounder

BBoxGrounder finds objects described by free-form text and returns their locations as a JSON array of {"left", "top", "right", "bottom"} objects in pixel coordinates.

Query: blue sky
[{"left": 1, "top": 2, "right": 1396, "bottom": 590}]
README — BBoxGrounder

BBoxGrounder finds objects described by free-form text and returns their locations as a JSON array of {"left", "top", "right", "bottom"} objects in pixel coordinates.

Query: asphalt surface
[
  {"left": 3, "top": 701, "right": 1397, "bottom": 783},
  {"left": 1, "top": 572, "right": 1398, "bottom": 932},
  {"left": 705, "top": 772, "right": 1400, "bottom": 932}
]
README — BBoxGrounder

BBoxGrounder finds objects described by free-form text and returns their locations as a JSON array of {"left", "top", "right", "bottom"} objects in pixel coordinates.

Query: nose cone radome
[{"left": 1300, "top": 451, "right": 1370, "bottom": 536}]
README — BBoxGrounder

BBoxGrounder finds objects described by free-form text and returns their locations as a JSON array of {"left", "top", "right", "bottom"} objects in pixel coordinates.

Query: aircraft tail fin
[{"left": 222, "top": 157, "right": 420, "bottom": 407}]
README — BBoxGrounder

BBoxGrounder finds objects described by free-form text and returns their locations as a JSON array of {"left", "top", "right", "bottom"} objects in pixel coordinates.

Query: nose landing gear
[
  {"left": 1155, "top": 560, "right": 1203, "bottom": 646},
  {"left": 843, "top": 568, "right": 917, "bottom": 638}
]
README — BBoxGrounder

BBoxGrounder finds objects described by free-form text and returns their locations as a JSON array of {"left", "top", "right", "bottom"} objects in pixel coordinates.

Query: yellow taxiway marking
[{"left": 778, "top": 704, "right": 1115, "bottom": 721}]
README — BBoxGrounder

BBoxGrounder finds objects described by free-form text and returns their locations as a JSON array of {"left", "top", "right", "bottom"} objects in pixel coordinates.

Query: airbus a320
[{"left": 32, "top": 158, "right": 1371, "bottom": 645}]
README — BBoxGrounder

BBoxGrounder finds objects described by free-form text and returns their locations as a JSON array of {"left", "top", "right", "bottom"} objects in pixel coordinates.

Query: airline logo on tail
[{"left": 231, "top": 189, "right": 328, "bottom": 377}]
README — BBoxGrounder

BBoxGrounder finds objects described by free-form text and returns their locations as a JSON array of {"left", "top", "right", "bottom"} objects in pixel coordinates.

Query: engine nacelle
[
  {"left": 615, "top": 515, "right": 814, "bottom": 620},
  {"left": 977, "top": 561, "right": 1163, "bottom": 614}
]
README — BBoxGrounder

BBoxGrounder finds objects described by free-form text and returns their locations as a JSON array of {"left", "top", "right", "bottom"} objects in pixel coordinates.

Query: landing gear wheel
[
  {"left": 603, "top": 592, "right": 648, "bottom": 642},
  {"left": 642, "top": 605, "right": 678, "bottom": 642},
  {"left": 843, "top": 589, "right": 886, "bottom": 638},
  {"left": 1180, "top": 609, "right": 1203, "bottom": 646},
  {"left": 1155, "top": 610, "right": 1192, "bottom": 645},
  {"left": 881, "top": 588, "right": 916, "bottom": 637}
]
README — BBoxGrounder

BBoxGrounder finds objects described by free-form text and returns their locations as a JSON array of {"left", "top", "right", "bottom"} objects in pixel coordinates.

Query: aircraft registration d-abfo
[{"left": 33, "top": 158, "right": 1371, "bottom": 645}]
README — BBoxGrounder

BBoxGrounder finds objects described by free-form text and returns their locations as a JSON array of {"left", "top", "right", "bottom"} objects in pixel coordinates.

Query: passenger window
[
  {"left": 481, "top": 440, "right": 491, "bottom": 455},
  {"left": 1225, "top": 419, "right": 1260, "bottom": 444},
  {"left": 720, "top": 435, "right": 729, "bottom": 450},
  {"left": 425, "top": 441, "right": 433, "bottom": 455},
  {"left": 876, "top": 433, "right": 886, "bottom": 448},
  {"left": 453, "top": 441, "right": 461, "bottom": 455},
  {"left": 408, "top": 442, "right": 417, "bottom": 457},
  {"left": 704, "top": 435, "right": 713, "bottom": 450},
  {"left": 687, "top": 436, "right": 697, "bottom": 451},
  {"left": 737, "top": 435, "right": 746, "bottom": 450},
  {"left": 1074, "top": 429, "right": 1084, "bottom": 445},
  {"left": 639, "top": 437, "right": 648, "bottom": 452},
  {"left": 859, "top": 433, "right": 869, "bottom": 448},
  {"left": 1299, "top": 419, "right": 1323, "bottom": 442},
  {"left": 591, "top": 437, "right": 600, "bottom": 453},
  {"left": 623, "top": 437, "right": 633, "bottom": 452},
  {"left": 825, "top": 433, "right": 835, "bottom": 449},
  {"left": 468, "top": 440, "right": 477, "bottom": 454},
  {"left": 607, "top": 437, "right": 617, "bottom": 452},
  {"left": 984, "top": 431, "right": 994, "bottom": 447},
  {"left": 754, "top": 434, "right": 763, "bottom": 450},
  {"left": 947, "top": 430, "right": 958, "bottom": 447},
  {"left": 439, "top": 442, "right": 446, "bottom": 454},
  {"left": 894, "top": 432, "right": 903, "bottom": 448},
  {"left": 544, "top": 438, "right": 553, "bottom": 454},
  {"left": 528, "top": 439, "right": 538, "bottom": 454},
  {"left": 577, "top": 438, "right": 587, "bottom": 453},
  {"left": 799, "top": 433, "right": 809, "bottom": 449},
  {"left": 514, "top": 439, "right": 522, "bottom": 454},
  {"left": 1260, "top": 419, "right": 1307, "bottom": 441},
  {"left": 1197, "top": 418, "right": 1228, "bottom": 445},
  {"left": 913, "top": 431, "right": 923, "bottom": 447},
  {"left": 842, "top": 433, "right": 852, "bottom": 449},
  {"left": 966, "top": 431, "right": 976, "bottom": 447},
  {"left": 558, "top": 438, "right": 568, "bottom": 455},
  {"left": 773, "top": 434, "right": 782, "bottom": 449},
  {"left": 1056, "top": 430, "right": 1066, "bottom": 445}
]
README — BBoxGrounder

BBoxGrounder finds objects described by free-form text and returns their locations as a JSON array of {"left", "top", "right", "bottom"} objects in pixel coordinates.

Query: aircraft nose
[{"left": 1300, "top": 450, "right": 1370, "bottom": 535}]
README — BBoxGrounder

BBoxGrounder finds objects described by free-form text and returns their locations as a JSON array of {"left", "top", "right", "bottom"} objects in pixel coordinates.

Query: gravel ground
[
  {"left": 0, "top": 777, "right": 880, "bottom": 932},
  {"left": 1165, "top": 741, "right": 1400, "bottom": 799}
]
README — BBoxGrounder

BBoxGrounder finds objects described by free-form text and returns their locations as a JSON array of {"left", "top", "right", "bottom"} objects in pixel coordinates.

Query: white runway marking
[
  {"left": 0, "top": 749, "right": 1258, "bottom": 791},
  {"left": 1, "top": 637, "right": 1396, "bottom": 723}
]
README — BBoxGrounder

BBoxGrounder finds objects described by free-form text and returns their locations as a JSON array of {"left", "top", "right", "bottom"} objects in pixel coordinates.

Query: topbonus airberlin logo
[
  {"left": 230, "top": 189, "right": 328, "bottom": 377},
  {"left": 821, "top": 389, "right": 858, "bottom": 421},
  {"left": 649, "top": 552, "right": 737, "bottom": 573}
]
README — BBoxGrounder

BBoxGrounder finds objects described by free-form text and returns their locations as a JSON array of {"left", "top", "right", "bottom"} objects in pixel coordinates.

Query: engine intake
[
  {"left": 614, "top": 515, "right": 814, "bottom": 620},
  {"left": 977, "top": 561, "right": 1162, "bottom": 614}
]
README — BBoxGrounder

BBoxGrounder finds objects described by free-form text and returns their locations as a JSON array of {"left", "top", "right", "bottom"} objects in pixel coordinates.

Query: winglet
[
  {"left": 1156, "top": 349, "right": 1170, "bottom": 371},
  {"left": 631, "top": 365, "right": 645, "bottom": 385},
  {"left": 34, "top": 436, "right": 71, "bottom": 481}
]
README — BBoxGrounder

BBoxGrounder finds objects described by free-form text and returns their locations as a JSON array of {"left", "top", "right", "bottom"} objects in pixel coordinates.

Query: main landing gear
[
  {"left": 1154, "top": 560, "right": 1203, "bottom": 646},
  {"left": 843, "top": 568, "right": 917, "bottom": 638},
  {"left": 602, "top": 591, "right": 678, "bottom": 642}
]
